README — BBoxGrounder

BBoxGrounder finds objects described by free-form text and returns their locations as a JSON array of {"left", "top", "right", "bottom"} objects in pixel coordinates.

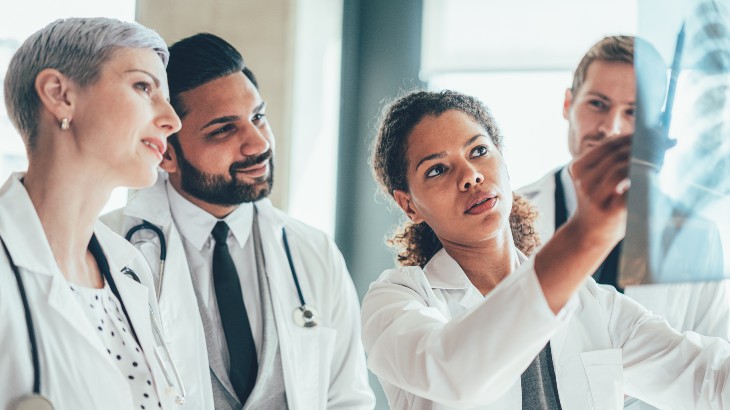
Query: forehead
[
  {"left": 578, "top": 61, "right": 636, "bottom": 98},
  {"left": 406, "top": 110, "right": 489, "bottom": 156},
  {"left": 178, "top": 72, "right": 260, "bottom": 126},
  {"left": 102, "top": 48, "right": 168, "bottom": 84}
]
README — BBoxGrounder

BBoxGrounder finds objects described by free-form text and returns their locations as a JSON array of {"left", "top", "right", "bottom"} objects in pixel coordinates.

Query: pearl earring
[{"left": 60, "top": 117, "right": 70, "bottom": 130}]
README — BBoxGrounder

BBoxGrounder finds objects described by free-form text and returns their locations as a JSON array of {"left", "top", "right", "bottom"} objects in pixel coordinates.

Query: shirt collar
[
  {"left": 423, "top": 247, "right": 528, "bottom": 290},
  {"left": 166, "top": 182, "right": 254, "bottom": 250},
  {"left": 560, "top": 166, "right": 577, "bottom": 217}
]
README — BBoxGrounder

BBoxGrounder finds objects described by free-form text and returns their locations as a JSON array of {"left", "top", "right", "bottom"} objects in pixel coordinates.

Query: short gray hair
[{"left": 3, "top": 17, "right": 169, "bottom": 150}]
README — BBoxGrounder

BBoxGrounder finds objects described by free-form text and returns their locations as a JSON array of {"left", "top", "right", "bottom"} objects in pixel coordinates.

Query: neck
[
  {"left": 441, "top": 227, "right": 519, "bottom": 295},
  {"left": 168, "top": 177, "right": 238, "bottom": 219},
  {"left": 24, "top": 153, "right": 112, "bottom": 288}
]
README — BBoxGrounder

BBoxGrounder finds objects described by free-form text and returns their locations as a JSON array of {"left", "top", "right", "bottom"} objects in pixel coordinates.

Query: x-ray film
[{"left": 620, "top": 0, "right": 730, "bottom": 286}]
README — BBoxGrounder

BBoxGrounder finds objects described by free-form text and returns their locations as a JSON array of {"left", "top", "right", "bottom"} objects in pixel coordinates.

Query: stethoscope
[
  {"left": 1, "top": 238, "right": 52, "bottom": 410},
  {"left": 125, "top": 214, "right": 319, "bottom": 328},
  {"left": 119, "top": 266, "right": 187, "bottom": 406},
  {"left": 0, "top": 235, "right": 185, "bottom": 409}
]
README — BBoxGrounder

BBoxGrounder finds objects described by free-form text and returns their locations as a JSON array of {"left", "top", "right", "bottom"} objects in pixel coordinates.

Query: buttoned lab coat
[
  {"left": 362, "top": 248, "right": 730, "bottom": 410},
  {"left": 0, "top": 173, "right": 180, "bottom": 409},
  {"left": 102, "top": 172, "right": 375, "bottom": 410},
  {"left": 518, "top": 168, "right": 730, "bottom": 338}
]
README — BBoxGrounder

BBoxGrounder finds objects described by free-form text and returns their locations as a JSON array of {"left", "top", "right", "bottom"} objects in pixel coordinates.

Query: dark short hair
[
  {"left": 571, "top": 35, "right": 634, "bottom": 94},
  {"left": 166, "top": 33, "right": 259, "bottom": 152},
  {"left": 166, "top": 32, "right": 258, "bottom": 119}
]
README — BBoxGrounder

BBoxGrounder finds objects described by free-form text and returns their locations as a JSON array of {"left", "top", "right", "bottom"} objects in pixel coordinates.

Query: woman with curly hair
[{"left": 363, "top": 89, "right": 730, "bottom": 409}]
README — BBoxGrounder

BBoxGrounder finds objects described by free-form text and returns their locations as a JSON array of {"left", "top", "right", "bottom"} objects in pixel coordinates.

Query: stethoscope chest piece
[
  {"left": 15, "top": 395, "right": 54, "bottom": 410},
  {"left": 293, "top": 305, "right": 319, "bottom": 328}
]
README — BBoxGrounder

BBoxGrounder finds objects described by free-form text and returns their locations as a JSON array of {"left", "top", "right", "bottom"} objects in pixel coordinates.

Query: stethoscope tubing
[
  {"left": 126, "top": 218, "right": 313, "bottom": 317},
  {"left": 1, "top": 238, "right": 41, "bottom": 395},
  {"left": 281, "top": 227, "right": 307, "bottom": 307},
  {"left": 125, "top": 221, "right": 166, "bottom": 300},
  {"left": 0, "top": 235, "right": 142, "bottom": 407}
]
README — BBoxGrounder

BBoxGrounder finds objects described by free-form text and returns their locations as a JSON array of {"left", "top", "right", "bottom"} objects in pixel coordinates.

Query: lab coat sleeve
[
  {"left": 361, "top": 257, "right": 575, "bottom": 408},
  {"left": 691, "top": 280, "right": 730, "bottom": 339},
  {"left": 598, "top": 284, "right": 730, "bottom": 409},
  {"left": 324, "top": 241, "right": 376, "bottom": 409}
]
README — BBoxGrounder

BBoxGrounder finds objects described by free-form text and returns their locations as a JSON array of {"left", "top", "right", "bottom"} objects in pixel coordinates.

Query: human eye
[
  {"left": 134, "top": 81, "right": 153, "bottom": 96},
  {"left": 425, "top": 164, "right": 447, "bottom": 178},
  {"left": 207, "top": 124, "right": 235, "bottom": 138},
  {"left": 588, "top": 99, "right": 608, "bottom": 110},
  {"left": 252, "top": 112, "right": 266, "bottom": 124},
  {"left": 470, "top": 145, "right": 489, "bottom": 158},
  {"left": 626, "top": 107, "right": 635, "bottom": 117}
]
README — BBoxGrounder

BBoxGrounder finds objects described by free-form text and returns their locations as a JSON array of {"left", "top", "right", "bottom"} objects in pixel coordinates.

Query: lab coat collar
[
  {"left": 0, "top": 173, "right": 59, "bottom": 275},
  {"left": 423, "top": 248, "right": 472, "bottom": 289},
  {"left": 424, "top": 247, "right": 528, "bottom": 290},
  {"left": 93, "top": 220, "right": 144, "bottom": 269},
  {"left": 122, "top": 170, "right": 173, "bottom": 227},
  {"left": 0, "top": 173, "right": 138, "bottom": 274}
]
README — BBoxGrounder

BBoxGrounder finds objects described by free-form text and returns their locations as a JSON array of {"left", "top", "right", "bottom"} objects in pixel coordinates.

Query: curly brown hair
[{"left": 371, "top": 90, "right": 541, "bottom": 267}]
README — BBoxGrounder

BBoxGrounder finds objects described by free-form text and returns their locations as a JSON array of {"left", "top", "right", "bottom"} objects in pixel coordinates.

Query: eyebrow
[
  {"left": 200, "top": 115, "right": 241, "bottom": 131},
  {"left": 199, "top": 101, "right": 267, "bottom": 131},
  {"left": 587, "top": 91, "right": 636, "bottom": 105},
  {"left": 253, "top": 101, "right": 266, "bottom": 114},
  {"left": 126, "top": 69, "right": 160, "bottom": 88},
  {"left": 415, "top": 133, "right": 487, "bottom": 171}
]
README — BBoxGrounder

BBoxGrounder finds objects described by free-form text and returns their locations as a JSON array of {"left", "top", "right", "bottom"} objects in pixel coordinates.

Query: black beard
[{"left": 176, "top": 149, "right": 274, "bottom": 206}]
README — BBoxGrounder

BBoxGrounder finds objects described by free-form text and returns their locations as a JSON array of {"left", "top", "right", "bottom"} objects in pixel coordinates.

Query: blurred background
[{"left": 0, "top": 1, "right": 641, "bottom": 406}]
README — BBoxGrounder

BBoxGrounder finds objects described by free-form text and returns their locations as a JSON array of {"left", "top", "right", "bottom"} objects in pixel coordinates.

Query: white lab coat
[
  {"left": 362, "top": 247, "right": 730, "bottom": 410},
  {"left": 518, "top": 167, "right": 730, "bottom": 339},
  {"left": 0, "top": 173, "right": 180, "bottom": 409},
  {"left": 102, "top": 172, "right": 375, "bottom": 410}
]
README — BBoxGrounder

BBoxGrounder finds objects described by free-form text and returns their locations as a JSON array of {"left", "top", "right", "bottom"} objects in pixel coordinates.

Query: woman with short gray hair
[{"left": 0, "top": 17, "right": 187, "bottom": 409}]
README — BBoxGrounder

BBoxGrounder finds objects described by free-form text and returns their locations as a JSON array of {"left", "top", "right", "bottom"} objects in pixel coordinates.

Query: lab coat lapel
[
  {"left": 254, "top": 201, "right": 305, "bottom": 408},
  {"left": 0, "top": 174, "right": 116, "bottom": 359},
  {"left": 95, "top": 223, "right": 173, "bottom": 404},
  {"left": 108, "top": 262, "right": 169, "bottom": 399},
  {"left": 123, "top": 171, "right": 173, "bottom": 227},
  {"left": 0, "top": 173, "right": 60, "bottom": 275},
  {"left": 45, "top": 273, "right": 113, "bottom": 357}
]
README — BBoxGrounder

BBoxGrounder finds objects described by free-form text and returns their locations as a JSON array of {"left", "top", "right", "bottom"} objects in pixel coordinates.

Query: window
[{"left": 421, "top": 0, "right": 637, "bottom": 188}]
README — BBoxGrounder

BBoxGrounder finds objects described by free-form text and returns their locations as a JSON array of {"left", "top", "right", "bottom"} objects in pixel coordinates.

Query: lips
[
  {"left": 465, "top": 191, "right": 498, "bottom": 215},
  {"left": 232, "top": 160, "right": 269, "bottom": 178},
  {"left": 142, "top": 137, "right": 166, "bottom": 158}
]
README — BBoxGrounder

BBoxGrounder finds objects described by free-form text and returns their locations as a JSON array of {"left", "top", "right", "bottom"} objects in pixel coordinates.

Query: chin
[{"left": 124, "top": 167, "right": 159, "bottom": 189}]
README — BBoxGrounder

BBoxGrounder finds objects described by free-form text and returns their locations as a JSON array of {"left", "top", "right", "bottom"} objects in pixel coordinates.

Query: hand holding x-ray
[{"left": 620, "top": 0, "right": 730, "bottom": 286}]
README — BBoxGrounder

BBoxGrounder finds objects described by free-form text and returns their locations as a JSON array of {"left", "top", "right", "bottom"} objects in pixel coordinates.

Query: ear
[
  {"left": 35, "top": 68, "right": 76, "bottom": 122},
  {"left": 393, "top": 189, "right": 425, "bottom": 224},
  {"left": 159, "top": 141, "right": 179, "bottom": 174},
  {"left": 562, "top": 88, "right": 573, "bottom": 120}
]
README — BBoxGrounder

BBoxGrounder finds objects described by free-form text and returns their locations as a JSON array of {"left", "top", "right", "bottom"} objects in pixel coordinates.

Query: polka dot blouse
[{"left": 70, "top": 283, "right": 161, "bottom": 409}]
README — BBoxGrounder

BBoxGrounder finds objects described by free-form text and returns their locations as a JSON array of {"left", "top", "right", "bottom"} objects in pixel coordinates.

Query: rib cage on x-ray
[
  {"left": 675, "top": 0, "right": 730, "bottom": 206},
  {"left": 620, "top": 0, "right": 730, "bottom": 286}
]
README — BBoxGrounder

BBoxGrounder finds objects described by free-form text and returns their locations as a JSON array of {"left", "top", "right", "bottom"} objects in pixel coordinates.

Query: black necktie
[
  {"left": 211, "top": 221, "right": 258, "bottom": 403},
  {"left": 553, "top": 169, "right": 624, "bottom": 292}
]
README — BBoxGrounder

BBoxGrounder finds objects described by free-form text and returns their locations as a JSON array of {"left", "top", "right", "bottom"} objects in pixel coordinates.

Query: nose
[
  {"left": 156, "top": 100, "right": 182, "bottom": 137},
  {"left": 598, "top": 108, "right": 633, "bottom": 138},
  {"left": 239, "top": 124, "right": 271, "bottom": 156},
  {"left": 459, "top": 163, "right": 484, "bottom": 192}
]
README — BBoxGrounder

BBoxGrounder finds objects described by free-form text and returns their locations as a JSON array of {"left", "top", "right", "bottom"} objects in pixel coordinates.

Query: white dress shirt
[{"left": 166, "top": 183, "right": 262, "bottom": 372}]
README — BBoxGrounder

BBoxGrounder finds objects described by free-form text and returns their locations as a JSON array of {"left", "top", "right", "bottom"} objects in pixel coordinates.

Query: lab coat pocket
[
  {"left": 291, "top": 325, "right": 336, "bottom": 409},
  {"left": 580, "top": 349, "right": 623, "bottom": 410}
]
